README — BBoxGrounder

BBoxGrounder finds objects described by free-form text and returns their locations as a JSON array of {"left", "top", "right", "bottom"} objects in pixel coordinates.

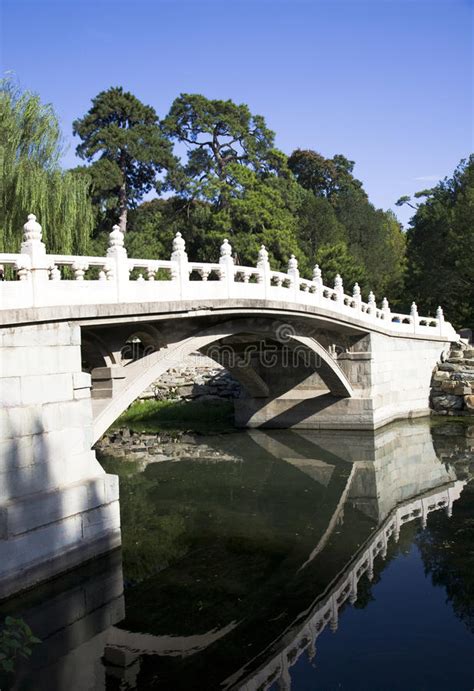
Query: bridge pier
[
  {"left": 234, "top": 331, "right": 447, "bottom": 429},
  {"left": 0, "top": 321, "right": 121, "bottom": 600}
]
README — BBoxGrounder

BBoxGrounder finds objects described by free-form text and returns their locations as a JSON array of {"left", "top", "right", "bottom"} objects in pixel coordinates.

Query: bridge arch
[{"left": 91, "top": 318, "right": 353, "bottom": 443}]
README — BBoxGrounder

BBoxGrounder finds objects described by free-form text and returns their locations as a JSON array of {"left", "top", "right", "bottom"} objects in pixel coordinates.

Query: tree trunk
[
  {"left": 119, "top": 153, "right": 127, "bottom": 233},
  {"left": 119, "top": 188, "right": 127, "bottom": 233}
]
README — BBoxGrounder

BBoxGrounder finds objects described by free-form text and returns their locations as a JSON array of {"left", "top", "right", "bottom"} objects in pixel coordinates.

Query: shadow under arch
[
  {"left": 81, "top": 332, "right": 115, "bottom": 372},
  {"left": 91, "top": 318, "right": 354, "bottom": 444}
]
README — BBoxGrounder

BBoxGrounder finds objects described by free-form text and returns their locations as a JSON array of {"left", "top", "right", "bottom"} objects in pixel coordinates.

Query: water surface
[{"left": 2, "top": 420, "right": 473, "bottom": 690}]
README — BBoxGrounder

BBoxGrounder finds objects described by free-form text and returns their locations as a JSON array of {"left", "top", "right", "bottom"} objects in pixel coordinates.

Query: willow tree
[{"left": 0, "top": 79, "right": 94, "bottom": 254}]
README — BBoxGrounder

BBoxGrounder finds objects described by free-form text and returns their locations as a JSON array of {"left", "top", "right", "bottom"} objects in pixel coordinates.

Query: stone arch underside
[{"left": 91, "top": 318, "right": 354, "bottom": 444}]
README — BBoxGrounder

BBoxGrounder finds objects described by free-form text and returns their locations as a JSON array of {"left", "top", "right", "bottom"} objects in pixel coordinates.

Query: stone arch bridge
[{"left": 0, "top": 215, "right": 457, "bottom": 598}]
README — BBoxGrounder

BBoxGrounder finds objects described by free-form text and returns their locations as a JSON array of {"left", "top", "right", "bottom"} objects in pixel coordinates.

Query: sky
[{"left": 1, "top": 0, "right": 473, "bottom": 227}]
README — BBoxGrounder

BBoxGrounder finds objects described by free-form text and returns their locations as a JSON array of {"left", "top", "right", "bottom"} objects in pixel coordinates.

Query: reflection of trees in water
[
  {"left": 102, "top": 442, "right": 354, "bottom": 650},
  {"left": 101, "top": 456, "right": 187, "bottom": 584},
  {"left": 417, "top": 481, "right": 474, "bottom": 633}
]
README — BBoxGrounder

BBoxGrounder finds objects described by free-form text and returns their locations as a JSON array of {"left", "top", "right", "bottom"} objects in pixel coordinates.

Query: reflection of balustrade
[
  {"left": 238, "top": 480, "right": 465, "bottom": 691},
  {"left": 0, "top": 214, "right": 454, "bottom": 338}
]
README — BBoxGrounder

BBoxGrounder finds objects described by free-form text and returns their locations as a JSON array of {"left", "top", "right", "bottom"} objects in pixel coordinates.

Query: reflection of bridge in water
[
  {"left": 2, "top": 420, "right": 469, "bottom": 691},
  {"left": 234, "top": 479, "right": 464, "bottom": 691}
]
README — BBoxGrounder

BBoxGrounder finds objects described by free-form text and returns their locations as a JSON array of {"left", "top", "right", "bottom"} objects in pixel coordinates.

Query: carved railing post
[
  {"left": 219, "top": 238, "right": 235, "bottom": 297},
  {"left": 334, "top": 274, "right": 344, "bottom": 302},
  {"left": 257, "top": 244, "right": 270, "bottom": 297},
  {"left": 411, "top": 301, "right": 419, "bottom": 332},
  {"left": 106, "top": 224, "right": 129, "bottom": 300},
  {"left": 313, "top": 265, "right": 323, "bottom": 301},
  {"left": 367, "top": 291, "right": 376, "bottom": 316},
  {"left": 436, "top": 306, "right": 445, "bottom": 335},
  {"left": 382, "top": 297, "right": 391, "bottom": 319},
  {"left": 20, "top": 214, "right": 48, "bottom": 304},
  {"left": 352, "top": 283, "right": 362, "bottom": 311},
  {"left": 287, "top": 254, "right": 300, "bottom": 300},
  {"left": 170, "top": 231, "right": 189, "bottom": 299}
]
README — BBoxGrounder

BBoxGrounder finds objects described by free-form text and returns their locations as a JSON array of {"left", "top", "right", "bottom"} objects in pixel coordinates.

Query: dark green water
[{"left": 2, "top": 420, "right": 473, "bottom": 690}]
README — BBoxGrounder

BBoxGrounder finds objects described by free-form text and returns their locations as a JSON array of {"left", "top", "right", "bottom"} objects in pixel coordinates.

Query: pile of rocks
[
  {"left": 430, "top": 341, "right": 474, "bottom": 415},
  {"left": 138, "top": 355, "right": 241, "bottom": 402}
]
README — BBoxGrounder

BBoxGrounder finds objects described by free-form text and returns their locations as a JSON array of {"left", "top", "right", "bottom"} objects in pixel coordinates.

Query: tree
[
  {"left": 0, "top": 78, "right": 94, "bottom": 254},
  {"left": 73, "top": 87, "right": 174, "bottom": 232},
  {"left": 288, "top": 149, "right": 363, "bottom": 200},
  {"left": 315, "top": 241, "right": 368, "bottom": 289},
  {"left": 295, "top": 191, "right": 346, "bottom": 265},
  {"left": 288, "top": 148, "right": 406, "bottom": 299},
  {"left": 163, "top": 93, "right": 276, "bottom": 208},
  {"left": 405, "top": 156, "right": 474, "bottom": 328},
  {"left": 334, "top": 189, "right": 406, "bottom": 299}
]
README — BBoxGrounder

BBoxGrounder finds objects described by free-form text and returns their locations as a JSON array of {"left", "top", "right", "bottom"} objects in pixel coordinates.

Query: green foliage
[
  {"left": 405, "top": 156, "right": 474, "bottom": 327},
  {"left": 163, "top": 93, "right": 276, "bottom": 206},
  {"left": 73, "top": 86, "right": 174, "bottom": 231},
  {"left": 287, "top": 148, "right": 406, "bottom": 298},
  {"left": 333, "top": 188, "right": 406, "bottom": 299},
  {"left": 0, "top": 78, "right": 94, "bottom": 253},
  {"left": 0, "top": 616, "right": 40, "bottom": 675},
  {"left": 315, "top": 241, "right": 368, "bottom": 288},
  {"left": 288, "top": 149, "right": 364, "bottom": 200},
  {"left": 296, "top": 191, "right": 346, "bottom": 264}
]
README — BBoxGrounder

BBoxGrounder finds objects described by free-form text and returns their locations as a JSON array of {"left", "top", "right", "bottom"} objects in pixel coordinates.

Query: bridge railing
[{"left": 0, "top": 214, "right": 455, "bottom": 338}]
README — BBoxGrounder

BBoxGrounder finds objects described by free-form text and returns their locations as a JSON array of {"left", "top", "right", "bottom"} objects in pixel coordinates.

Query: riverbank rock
[{"left": 430, "top": 340, "right": 474, "bottom": 416}]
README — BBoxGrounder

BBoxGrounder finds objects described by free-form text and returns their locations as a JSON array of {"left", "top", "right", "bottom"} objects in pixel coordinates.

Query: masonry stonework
[{"left": 0, "top": 321, "right": 121, "bottom": 600}]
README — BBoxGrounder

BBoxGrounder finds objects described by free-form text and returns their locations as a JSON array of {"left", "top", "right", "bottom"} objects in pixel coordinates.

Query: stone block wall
[
  {"left": 368, "top": 332, "right": 451, "bottom": 427},
  {"left": 0, "top": 322, "right": 121, "bottom": 599}
]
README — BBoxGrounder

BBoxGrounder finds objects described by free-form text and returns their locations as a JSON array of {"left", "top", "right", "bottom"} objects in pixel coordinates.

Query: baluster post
[
  {"left": 367, "top": 291, "right": 376, "bottom": 317},
  {"left": 219, "top": 238, "right": 235, "bottom": 298},
  {"left": 382, "top": 297, "right": 391, "bottom": 319},
  {"left": 334, "top": 274, "right": 344, "bottom": 302},
  {"left": 287, "top": 254, "right": 300, "bottom": 301},
  {"left": 170, "top": 231, "right": 189, "bottom": 299},
  {"left": 49, "top": 264, "right": 61, "bottom": 281},
  {"left": 21, "top": 214, "right": 48, "bottom": 305},
  {"left": 313, "top": 265, "right": 323, "bottom": 302},
  {"left": 72, "top": 260, "right": 89, "bottom": 281},
  {"left": 106, "top": 224, "right": 129, "bottom": 301},
  {"left": 257, "top": 244, "right": 270, "bottom": 298},
  {"left": 436, "top": 305, "right": 445, "bottom": 335},
  {"left": 352, "top": 283, "right": 362, "bottom": 311},
  {"left": 410, "top": 301, "right": 419, "bottom": 332}
]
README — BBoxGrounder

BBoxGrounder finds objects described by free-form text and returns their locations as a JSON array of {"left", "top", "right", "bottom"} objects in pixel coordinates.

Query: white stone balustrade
[{"left": 0, "top": 214, "right": 455, "bottom": 339}]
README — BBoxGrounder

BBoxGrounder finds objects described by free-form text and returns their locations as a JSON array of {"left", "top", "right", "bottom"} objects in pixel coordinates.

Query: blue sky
[{"left": 1, "top": 0, "right": 472, "bottom": 226}]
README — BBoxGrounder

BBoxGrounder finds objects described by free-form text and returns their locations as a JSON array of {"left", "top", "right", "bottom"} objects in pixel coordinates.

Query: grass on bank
[{"left": 114, "top": 398, "right": 236, "bottom": 434}]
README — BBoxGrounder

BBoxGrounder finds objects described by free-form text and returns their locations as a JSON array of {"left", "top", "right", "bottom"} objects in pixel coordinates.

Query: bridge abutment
[
  {"left": 234, "top": 332, "right": 446, "bottom": 429},
  {"left": 0, "top": 322, "right": 121, "bottom": 600}
]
